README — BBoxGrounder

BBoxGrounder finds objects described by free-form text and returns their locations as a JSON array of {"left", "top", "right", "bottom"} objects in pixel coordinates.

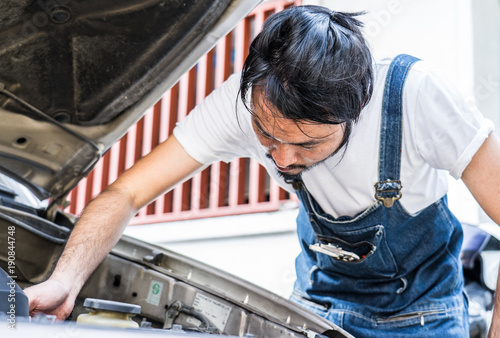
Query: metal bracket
[
  {"left": 374, "top": 180, "right": 402, "bottom": 208},
  {"left": 164, "top": 300, "right": 220, "bottom": 334},
  {"left": 143, "top": 250, "right": 164, "bottom": 266}
]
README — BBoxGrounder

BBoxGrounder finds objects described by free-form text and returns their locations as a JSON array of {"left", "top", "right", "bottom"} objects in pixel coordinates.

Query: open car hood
[{"left": 0, "top": 0, "right": 259, "bottom": 205}]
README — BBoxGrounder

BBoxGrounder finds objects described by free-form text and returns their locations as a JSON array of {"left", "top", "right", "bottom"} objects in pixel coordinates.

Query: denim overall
[{"left": 290, "top": 55, "right": 469, "bottom": 337}]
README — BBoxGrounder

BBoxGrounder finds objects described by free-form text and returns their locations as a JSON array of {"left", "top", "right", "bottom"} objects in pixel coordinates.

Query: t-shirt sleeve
[
  {"left": 410, "top": 65, "right": 495, "bottom": 179},
  {"left": 173, "top": 73, "right": 253, "bottom": 164}
]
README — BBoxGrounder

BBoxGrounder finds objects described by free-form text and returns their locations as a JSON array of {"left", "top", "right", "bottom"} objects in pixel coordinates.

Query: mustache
[{"left": 265, "top": 153, "right": 307, "bottom": 171}]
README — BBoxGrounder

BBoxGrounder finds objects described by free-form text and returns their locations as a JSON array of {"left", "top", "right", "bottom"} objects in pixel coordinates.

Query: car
[{"left": 0, "top": 1, "right": 352, "bottom": 337}]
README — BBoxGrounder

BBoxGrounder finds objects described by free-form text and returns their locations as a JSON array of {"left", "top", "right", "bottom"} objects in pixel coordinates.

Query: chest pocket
[{"left": 312, "top": 223, "right": 398, "bottom": 279}]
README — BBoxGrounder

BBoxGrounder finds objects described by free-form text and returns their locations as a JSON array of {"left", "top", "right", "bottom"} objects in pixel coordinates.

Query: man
[{"left": 26, "top": 5, "right": 500, "bottom": 336}]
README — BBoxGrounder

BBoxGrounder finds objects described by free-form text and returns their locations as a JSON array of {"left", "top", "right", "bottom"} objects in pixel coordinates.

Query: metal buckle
[{"left": 374, "top": 180, "right": 402, "bottom": 208}]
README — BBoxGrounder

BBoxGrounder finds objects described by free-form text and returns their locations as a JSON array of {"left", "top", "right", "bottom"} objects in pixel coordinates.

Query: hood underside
[{"left": 0, "top": 0, "right": 260, "bottom": 203}]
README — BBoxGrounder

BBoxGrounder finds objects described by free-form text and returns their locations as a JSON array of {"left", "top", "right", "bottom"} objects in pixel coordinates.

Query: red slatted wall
[{"left": 66, "top": 0, "right": 301, "bottom": 225}]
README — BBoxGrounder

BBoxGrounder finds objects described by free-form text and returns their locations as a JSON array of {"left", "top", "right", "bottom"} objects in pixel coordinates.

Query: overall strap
[{"left": 375, "top": 54, "right": 420, "bottom": 207}]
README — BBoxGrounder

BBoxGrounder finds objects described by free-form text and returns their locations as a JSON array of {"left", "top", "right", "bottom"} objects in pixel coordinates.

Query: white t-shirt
[{"left": 173, "top": 57, "right": 494, "bottom": 218}]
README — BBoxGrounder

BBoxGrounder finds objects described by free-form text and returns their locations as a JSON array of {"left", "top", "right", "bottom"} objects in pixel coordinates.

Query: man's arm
[
  {"left": 24, "top": 134, "right": 204, "bottom": 319},
  {"left": 461, "top": 132, "right": 500, "bottom": 337}
]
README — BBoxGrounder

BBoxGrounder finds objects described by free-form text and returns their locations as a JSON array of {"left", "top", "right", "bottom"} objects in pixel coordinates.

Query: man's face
[{"left": 251, "top": 91, "right": 345, "bottom": 178}]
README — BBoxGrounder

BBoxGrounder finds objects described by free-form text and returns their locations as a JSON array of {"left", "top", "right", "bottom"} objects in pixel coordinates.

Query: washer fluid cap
[{"left": 83, "top": 298, "right": 141, "bottom": 314}]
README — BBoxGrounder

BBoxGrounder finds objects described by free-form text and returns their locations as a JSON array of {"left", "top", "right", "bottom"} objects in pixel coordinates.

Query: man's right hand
[
  {"left": 22, "top": 135, "right": 204, "bottom": 322},
  {"left": 24, "top": 279, "right": 75, "bottom": 320}
]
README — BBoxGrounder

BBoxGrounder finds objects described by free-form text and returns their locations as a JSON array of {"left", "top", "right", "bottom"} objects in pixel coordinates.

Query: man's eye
[{"left": 300, "top": 143, "right": 318, "bottom": 150}]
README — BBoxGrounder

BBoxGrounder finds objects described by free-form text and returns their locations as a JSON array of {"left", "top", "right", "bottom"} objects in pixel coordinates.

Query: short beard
[
  {"left": 277, "top": 171, "right": 302, "bottom": 181},
  {"left": 264, "top": 153, "right": 306, "bottom": 181},
  {"left": 264, "top": 146, "right": 342, "bottom": 181}
]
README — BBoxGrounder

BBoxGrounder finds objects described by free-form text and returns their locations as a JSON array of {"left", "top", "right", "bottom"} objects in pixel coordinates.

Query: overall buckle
[{"left": 374, "top": 180, "right": 402, "bottom": 208}]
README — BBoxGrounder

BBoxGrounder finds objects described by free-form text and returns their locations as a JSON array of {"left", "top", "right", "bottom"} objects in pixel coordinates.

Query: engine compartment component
[
  {"left": 77, "top": 298, "right": 141, "bottom": 328},
  {"left": 0, "top": 203, "right": 352, "bottom": 338}
]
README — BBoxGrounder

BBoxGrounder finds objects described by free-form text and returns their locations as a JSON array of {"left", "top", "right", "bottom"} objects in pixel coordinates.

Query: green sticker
[
  {"left": 152, "top": 283, "right": 161, "bottom": 295},
  {"left": 146, "top": 280, "right": 163, "bottom": 305}
]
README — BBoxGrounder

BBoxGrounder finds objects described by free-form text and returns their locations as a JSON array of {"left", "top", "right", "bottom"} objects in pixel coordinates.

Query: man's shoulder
[
  {"left": 374, "top": 54, "right": 441, "bottom": 79},
  {"left": 373, "top": 55, "right": 446, "bottom": 100}
]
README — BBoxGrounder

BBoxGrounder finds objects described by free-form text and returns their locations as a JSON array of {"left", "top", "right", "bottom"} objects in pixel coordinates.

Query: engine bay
[{"left": 0, "top": 202, "right": 351, "bottom": 338}]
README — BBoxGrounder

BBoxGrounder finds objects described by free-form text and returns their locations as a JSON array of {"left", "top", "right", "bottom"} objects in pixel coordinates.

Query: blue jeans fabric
[{"left": 290, "top": 55, "right": 469, "bottom": 337}]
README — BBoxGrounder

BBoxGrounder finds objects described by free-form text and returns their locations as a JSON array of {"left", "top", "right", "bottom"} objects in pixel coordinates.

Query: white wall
[
  {"left": 305, "top": 0, "right": 474, "bottom": 94},
  {"left": 472, "top": 0, "right": 500, "bottom": 130}
]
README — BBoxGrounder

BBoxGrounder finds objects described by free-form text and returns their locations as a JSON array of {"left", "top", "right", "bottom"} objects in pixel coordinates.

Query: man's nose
[{"left": 271, "top": 144, "right": 297, "bottom": 168}]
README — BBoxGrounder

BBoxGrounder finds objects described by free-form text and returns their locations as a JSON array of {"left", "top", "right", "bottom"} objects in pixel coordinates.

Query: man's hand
[
  {"left": 24, "top": 279, "right": 75, "bottom": 320},
  {"left": 22, "top": 135, "right": 204, "bottom": 321}
]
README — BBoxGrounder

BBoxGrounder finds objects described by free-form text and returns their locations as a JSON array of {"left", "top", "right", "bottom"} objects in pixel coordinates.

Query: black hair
[{"left": 240, "top": 5, "right": 373, "bottom": 151}]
